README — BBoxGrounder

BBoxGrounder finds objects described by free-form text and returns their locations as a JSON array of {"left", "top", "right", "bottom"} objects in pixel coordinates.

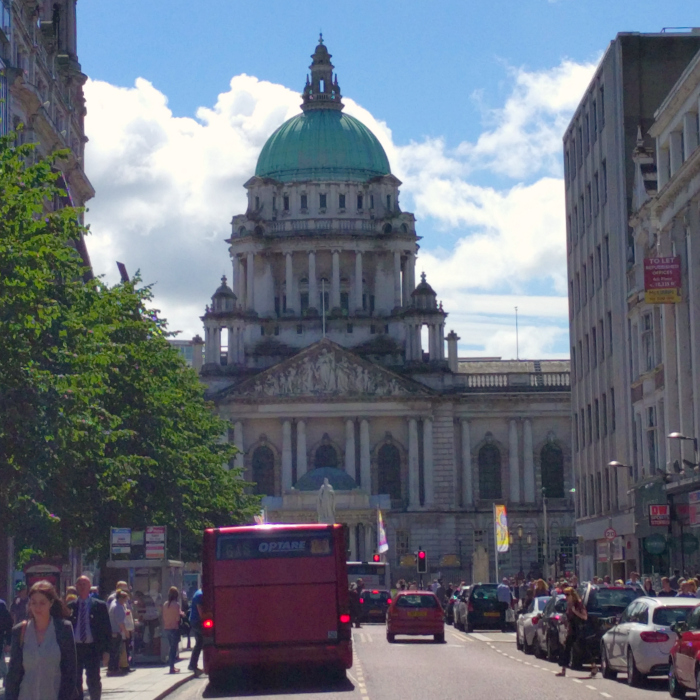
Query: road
[{"left": 169, "top": 624, "right": 673, "bottom": 700}]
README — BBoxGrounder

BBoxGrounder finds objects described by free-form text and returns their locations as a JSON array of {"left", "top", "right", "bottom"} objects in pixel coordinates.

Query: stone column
[
  {"left": 364, "top": 525, "right": 374, "bottom": 560},
  {"left": 246, "top": 252, "right": 255, "bottom": 311},
  {"left": 296, "top": 420, "right": 308, "bottom": 481},
  {"left": 349, "top": 526, "right": 358, "bottom": 561},
  {"left": 523, "top": 419, "right": 535, "bottom": 503},
  {"left": 345, "top": 419, "right": 356, "bottom": 481},
  {"left": 331, "top": 250, "right": 341, "bottom": 310},
  {"left": 393, "top": 251, "right": 402, "bottom": 308},
  {"left": 428, "top": 324, "right": 436, "bottom": 360},
  {"left": 285, "top": 252, "right": 294, "bottom": 314},
  {"left": 670, "top": 131, "right": 683, "bottom": 176},
  {"left": 282, "top": 420, "right": 293, "bottom": 493},
  {"left": 360, "top": 419, "right": 371, "bottom": 492},
  {"left": 233, "top": 421, "right": 244, "bottom": 471},
  {"left": 509, "top": 419, "right": 520, "bottom": 502},
  {"left": 204, "top": 325, "right": 213, "bottom": 364},
  {"left": 408, "top": 418, "right": 420, "bottom": 508},
  {"left": 354, "top": 251, "right": 363, "bottom": 312},
  {"left": 308, "top": 251, "right": 318, "bottom": 312},
  {"left": 447, "top": 331, "right": 460, "bottom": 372},
  {"left": 407, "top": 252, "right": 416, "bottom": 302},
  {"left": 423, "top": 418, "right": 434, "bottom": 507},
  {"left": 461, "top": 419, "right": 472, "bottom": 507},
  {"left": 438, "top": 323, "right": 446, "bottom": 360},
  {"left": 684, "top": 112, "right": 699, "bottom": 160},
  {"left": 402, "top": 257, "right": 410, "bottom": 306}
]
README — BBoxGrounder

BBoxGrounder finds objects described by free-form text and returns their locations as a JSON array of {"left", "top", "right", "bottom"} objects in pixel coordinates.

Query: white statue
[{"left": 317, "top": 477, "right": 336, "bottom": 524}]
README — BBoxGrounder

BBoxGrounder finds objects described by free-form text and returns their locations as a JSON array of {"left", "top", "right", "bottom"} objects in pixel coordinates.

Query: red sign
[
  {"left": 604, "top": 527, "right": 617, "bottom": 541},
  {"left": 644, "top": 257, "right": 681, "bottom": 303},
  {"left": 649, "top": 504, "right": 670, "bottom": 527}
]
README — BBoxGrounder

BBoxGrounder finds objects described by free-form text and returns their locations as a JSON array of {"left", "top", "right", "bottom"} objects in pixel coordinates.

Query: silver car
[
  {"left": 516, "top": 596, "right": 551, "bottom": 654},
  {"left": 600, "top": 596, "right": 699, "bottom": 686}
]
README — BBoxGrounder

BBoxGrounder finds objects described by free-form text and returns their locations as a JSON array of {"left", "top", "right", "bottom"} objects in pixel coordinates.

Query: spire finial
[
  {"left": 636, "top": 125, "right": 644, "bottom": 148},
  {"left": 221, "top": 274, "right": 227, "bottom": 286},
  {"left": 421, "top": 271, "right": 426, "bottom": 283},
  {"left": 319, "top": 32, "right": 323, "bottom": 44}
]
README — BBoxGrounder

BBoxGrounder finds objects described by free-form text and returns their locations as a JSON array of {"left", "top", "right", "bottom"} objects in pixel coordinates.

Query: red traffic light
[
  {"left": 372, "top": 553, "right": 380, "bottom": 562},
  {"left": 418, "top": 551, "right": 426, "bottom": 559}
]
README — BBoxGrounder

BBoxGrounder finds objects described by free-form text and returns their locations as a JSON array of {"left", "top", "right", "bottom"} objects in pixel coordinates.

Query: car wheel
[
  {"left": 516, "top": 629, "right": 523, "bottom": 651},
  {"left": 545, "top": 634, "right": 556, "bottom": 661},
  {"left": 533, "top": 634, "right": 543, "bottom": 659},
  {"left": 523, "top": 633, "right": 534, "bottom": 656},
  {"left": 627, "top": 648, "right": 644, "bottom": 687},
  {"left": 386, "top": 633, "right": 395, "bottom": 643},
  {"left": 600, "top": 643, "right": 616, "bottom": 679},
  {"left": 208, "top": 670, "right": 228, "bottom": 691},
  {"left": 466, "top": 620, "right": 474, "bottom": 633},
  {"left": 434, "top": 633, "right": 445, "bottom": 643},
  {"left": 669, "top": 660, "right": 686, "bottom": 698}
]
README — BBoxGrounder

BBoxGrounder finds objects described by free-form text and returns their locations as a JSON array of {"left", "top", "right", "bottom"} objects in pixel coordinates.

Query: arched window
[
  {"left": 378, "top": 444, "right": 401, "bottom": 501},
  {"left": 541, "top": 444, "right": 565, "bottom": 498},
  {"left": 252, "top": 445, "right": 275, "bottom": 496},
  {"left": 314, "top": 444, "right": 338, "bottom": 469},
  {"left": 478, "top": 444, "right": 501, "bottom": 499}
]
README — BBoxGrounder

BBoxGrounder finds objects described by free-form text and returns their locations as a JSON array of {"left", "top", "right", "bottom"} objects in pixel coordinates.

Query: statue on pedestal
[{"left": 317, "top": 477, "right": 336, "bottom": 524}]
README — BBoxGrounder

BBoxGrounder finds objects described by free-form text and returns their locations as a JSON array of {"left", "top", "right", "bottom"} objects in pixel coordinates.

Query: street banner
[
  {"left": 111, "top": 528, "right": 131, "bottom": 555},
  {"left": 644, "top": 257, "right": 681, "bottom": 303},
  {"left": 649, "top": 504, "right": 671, "bottom": 527},
  {"left": 494, "top": 504, "right": 509, "bottom": 553},
  {"left": 145, "top": 525, "right": 166, "bottom": 559},
  {"left": 689, "top": 491, "right": 700, "bottom": 526},
  {"left": 377, "top": 510, "right": 389, "bottom": 553}
]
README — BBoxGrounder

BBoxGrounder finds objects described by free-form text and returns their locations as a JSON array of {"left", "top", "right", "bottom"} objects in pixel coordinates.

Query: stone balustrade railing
[{"left": 461, "top": 372, "right": 570, "bottom": 391}]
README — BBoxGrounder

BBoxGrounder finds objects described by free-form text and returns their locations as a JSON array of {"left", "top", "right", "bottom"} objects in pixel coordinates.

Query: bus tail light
[
  {"left": 359, "top": 598, "right": 364, "bottom": 604},
  {"left": 339, "top": 614, "right": 351, "bottom": 624},
  {"left": 387, "top": 599, "right": 392, "bottom": 605},
  {"left": 202, "top": 617, "right": 214, "bottom": 631}
]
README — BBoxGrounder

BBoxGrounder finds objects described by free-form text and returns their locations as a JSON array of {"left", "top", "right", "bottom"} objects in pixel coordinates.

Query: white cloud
[{"left": 83, "top": 58, "right": 594, "bottom": 353}]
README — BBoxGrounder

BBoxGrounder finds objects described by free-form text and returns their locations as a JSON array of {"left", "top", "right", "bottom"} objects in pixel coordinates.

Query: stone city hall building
[{"left": 192, "top": 39, "right": 574, "bottom": 582}]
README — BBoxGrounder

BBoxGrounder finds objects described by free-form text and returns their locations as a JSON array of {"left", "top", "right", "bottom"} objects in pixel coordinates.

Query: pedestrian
[
  {"left": 187, "top": 587, "right": 204, "bottom": 678},
  {"left": 180, "top": 591, "right": 191, "bottom": 650},
  {"left": 4, "top": 580, "right": 77, "bottom": 700},
  {"left": 497, "top": 577, "right": 512, "bottom": 632},
  {"left": 670, "top": 569, "right": 681, "bottom": 591},
  {"left": 162, "top": 587, "right": 182, "bottom": 675},
  {"left": 348, "top": 583, "right": 362, "bottom": 629},
  {"left": 678, "top": 580, "right": 697, "bottom": 598},
  {"left": 0, "top": 594, "right": 12, "bottom": 684},
  {"left": 642, "top": 577, "right": 656, "bottom": 596},
  {"left": 626, "top": 571, "right": 643, "bottom": 590},
  {"left": 64, "top": 587, "right": 78, "bottom": 606},
  {"left": 107, "top": 591, "right": 128, "bottom": 676},
  {"left": 657, "top": 576, "right": 676, "bottom": 597},
  {"left": 534, "top": 579, "right": 549, "bottom": 597},
  {"left": 68, "top": 575, "right": 111, "bottom": 700},
  {"left": 9, "top": 584, "right": 28, "bottom": 626},
  {"left": 435, "top": 579, "right": 446, "bottom": 607},
  {"left": 555, "top": 587, "right": 597, "bottom": 678}
]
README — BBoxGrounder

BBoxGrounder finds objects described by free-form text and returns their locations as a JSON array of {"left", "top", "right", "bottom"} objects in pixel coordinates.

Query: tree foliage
[{"left": 0, "top": 136, "right": 259, "bottom": 562}]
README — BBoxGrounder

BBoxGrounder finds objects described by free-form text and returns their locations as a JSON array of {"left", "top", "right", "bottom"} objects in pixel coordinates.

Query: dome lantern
[{"left": 301, "top": 34, "right": 343, "bottom": 112}]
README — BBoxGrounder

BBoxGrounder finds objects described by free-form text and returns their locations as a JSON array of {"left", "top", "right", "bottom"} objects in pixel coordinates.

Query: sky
[{"left": 78, "top": 1, "right": 698, "bottom": 359}]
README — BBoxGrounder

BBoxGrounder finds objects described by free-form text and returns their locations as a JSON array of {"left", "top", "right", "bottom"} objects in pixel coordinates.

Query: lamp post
[
  {"left": 608, "top": 460, "right": 634, "bottom": 476},
  {"left": 542, "top": 487, "right": 548, "bottom": 578},
  {"left": 516, "top": 525, "right": 524, "bottom": 577},
  {"left": 668, "top": 432, "right": 700, "bottom": 471}
]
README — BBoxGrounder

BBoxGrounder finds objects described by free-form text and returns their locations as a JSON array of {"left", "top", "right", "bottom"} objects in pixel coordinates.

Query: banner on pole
[
  {"left": 377, "top": 510, "right": 389, "bottom": 554},
  {"left": 494, "top": 504, "right": 509, "bottom": 553}
]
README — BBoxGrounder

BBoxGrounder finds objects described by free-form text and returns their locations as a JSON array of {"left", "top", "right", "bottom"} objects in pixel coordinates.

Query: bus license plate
[
  {"left": 408, "top": 611, "right": 427, "bottom": 618},
  {"left": 484, "top": 612, "right": 500, "bottom": 617}
]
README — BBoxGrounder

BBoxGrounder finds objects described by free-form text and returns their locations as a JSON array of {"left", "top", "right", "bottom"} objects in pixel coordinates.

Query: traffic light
[
  {"left": 372, "top": 553, "right": 381, "bottom": 562},
  {"left": 416, "top": 549, "right": 428, "bottom": 574}
]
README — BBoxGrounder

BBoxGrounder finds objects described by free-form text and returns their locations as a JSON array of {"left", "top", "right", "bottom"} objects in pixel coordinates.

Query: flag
[
  {"left": 494, "top": 504, "right": 509, "bottom": 553},
  {"left": 377, "top": 510, "right": 389, "bottom": 553}
]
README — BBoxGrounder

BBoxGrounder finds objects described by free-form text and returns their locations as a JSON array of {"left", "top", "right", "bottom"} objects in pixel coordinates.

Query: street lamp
[
  {"left": 668, "top": 432, "right": 700, "bottom": 471},
  {"left": 541, "top": 486, "right": 549, "bottom": 578},
  {"left": 608, "top": 460, "right": 634, "bottom": 476}
]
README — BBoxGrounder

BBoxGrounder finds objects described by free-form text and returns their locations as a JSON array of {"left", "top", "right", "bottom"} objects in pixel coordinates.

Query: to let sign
[
  {"left": 649, "top": 504, "right": 671, "bottom": 527},
  {"left": 644, "top": 257, "right": 681, "bottom": 304}
]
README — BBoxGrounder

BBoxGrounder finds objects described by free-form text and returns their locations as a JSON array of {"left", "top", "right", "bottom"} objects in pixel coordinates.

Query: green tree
[{"left": 0, "top": 136, "right": 259, "bottom": 563}]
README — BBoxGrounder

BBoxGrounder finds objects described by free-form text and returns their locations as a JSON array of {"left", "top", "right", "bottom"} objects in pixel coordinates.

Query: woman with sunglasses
[{"left": 556, "top": 587, "right": 597, "bottom": 678}]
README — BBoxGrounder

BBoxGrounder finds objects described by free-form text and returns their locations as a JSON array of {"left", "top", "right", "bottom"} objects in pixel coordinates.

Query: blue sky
[{"left": 78, "top": 1, "right": 699, "bottom": 358}]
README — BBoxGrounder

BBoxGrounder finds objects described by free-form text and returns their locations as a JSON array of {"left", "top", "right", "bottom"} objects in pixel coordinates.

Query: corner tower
[{"left": 202, "top": 38, "right": 446, "bottom": 373}]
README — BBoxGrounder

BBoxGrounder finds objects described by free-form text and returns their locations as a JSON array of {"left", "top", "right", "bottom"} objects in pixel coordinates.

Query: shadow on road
[
  {"left": 607, "top": 676, "right": 667, "bottom": 693},
  {"left": 201, "top": 667, "right": 355, "bottom": 697}
]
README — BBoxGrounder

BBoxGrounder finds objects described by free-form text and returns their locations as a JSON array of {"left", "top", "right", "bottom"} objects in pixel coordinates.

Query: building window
[
  {"left": 478, "top": 443, "right": 501, "bottom": 499},
  {"left": 611, "top": 388, "right": 616, "bottom": 432},
  {"left": 604, "top": 236, "right": 610, "bottom": 278},
  {"left": 592, "top": 99, "right": 597, "bottom": 138},
  {"left": 605, "top": 468, "right": 611, "bottom": 512},
  {"left": 314, "top": 443, "right": 338, "bottom": 469},
  {"left": 595, "top": 399, "right": 600, "bottom": 440},
  {"left": 642, "top": 313, "right": 654, "bottom": 372},
  {"left": 319, "top": 193, "right": 327, "bottom": 209},
  {"left": 582, "top": 265, "right": 587, "bottom": 305},
  {"left": 297, "top": 324, "right": 303, "bottom": 334},
  {"left": 386, "top": 194, "right": 392, "bottom": 210},
  {"left": 574, "top": 415, "right": 579, "bottom": 451},
  {"left": 300, "top": 292, "right": 309, "bottom": 314},
  {"left": 589, "top": 255, "right": 595, "bottom": 296},
  {"left": 585, "top": 334, "right": 590, "bottom": 372},
  {"left": 577, "top": 125, "right": 583, "bottom": 165},
  {"left": 587, "top": 404, "right": 592, "bottom": 445},
  {"left": 346, "top": 323, "right": 353, "bottom": 333},
  {"left": 252, "top": 445, "right": 275, "bottom": 496},
  {"left": 571, "top": 346, "right": 577, "bottom": 382},
  {"left": 596, "top": 245, "right": 602, "bottom": 287},
  {"left": 284, "top": 195, "right": 290, "bottom": 211},
  {"left": 378, "top": 443, "right": 402, "bottom": 502},
  {"left": 569, "top": 282, "right": 574, "bottom": 319},
  {"left": 300, "top": 194, "right": 307, "bottom": 210},
  {"left": 586, "top": 184, "right": 592, "bottom": 223},
  {"left": 602, "top": 160, "right": 607, "bottom": 203},
  {"left": 255, "top": 195, "right": 260, "bottom": 209},
  {"left": 647, "top": 406, "right": 657, "bottom": 473},
  {"left": 575, "top": 273, "right": 580, "bottom": 311},
  {"left": 395, "top": 530, "right": 409, "bottom": 565},
  {"left": 592, "top": 327, "right": 597, "bottom": 368},
  {"left": 584, "top": 114, "right": 590, "bottom": 152},
  {"left": 602, "top": 392, "right": 608, "bottom": 436},
  {"left": 339, "top": 193, "right": 346, "bottom": 209},
  {"left": 599, "top": 319, "right": 604, "bottom": 361},
  {"left": 599, "top": 85, "right": 605, "bottom": 125},
  {"left": 596, "top": 472, "right": 603, "bottom": 513},
  {"left": 607, "top": 311, "right": 613, "bottom": 353},
  {"left": 593, "top": 172, "right": 599, "bottom": 214},
  {"left": 580, "top": 408, "right": 586, "bottom": 446},
  {"left": 541, "top": 444, "right": 565, "bottom": 498},
  {"left": 370, "top": 194, "right": 374, "bottom": 208},
  {"left": 573, "top": 205, "right": 578, "bottom": 240},
  {"left": 357, "top": 194, "right": 363, "bottom": 210}
]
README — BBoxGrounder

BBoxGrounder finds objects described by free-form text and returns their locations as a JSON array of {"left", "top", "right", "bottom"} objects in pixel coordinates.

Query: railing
[
  {"left": 461, "top": 372, "right": 570, "bottom": 391},
  {"left": 263, "top": 219, "right": 378, "bottom": 236}
]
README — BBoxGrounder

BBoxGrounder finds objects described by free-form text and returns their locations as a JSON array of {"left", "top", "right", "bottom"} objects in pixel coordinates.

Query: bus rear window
[{"left": 216, "top": 533, "right": 334, "bottom": 560}]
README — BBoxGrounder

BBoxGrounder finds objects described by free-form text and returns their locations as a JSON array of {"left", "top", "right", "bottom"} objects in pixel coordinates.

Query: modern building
[
  {"left": 628, "top": 47, "right": 700, "bottom": 575},
  {"left": 563, "top": 30, "right": 700, "bottom": 580},
  {"left": 0, "top": 0, "right": 94, "bottom": 601},
  {"left": 197, "top": 38, "right": 574, "bottom": 584}
]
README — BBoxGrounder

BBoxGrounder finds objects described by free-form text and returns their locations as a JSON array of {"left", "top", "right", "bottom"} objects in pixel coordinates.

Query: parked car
[
  {"left": 386, "top": 591, "right": 445, "bottom": 643},
  {"left": 516, "top": 596, "right": 551, "bottom": 654},
  {"left": 464, "top": 583, "right": 504, "bottom": 632},
  {"left": 600, "top": 596, "right": 697, "bottom": 687},
  {"left": 668, "top": 602, "right": 700, "bottom": 697},
  {"left": 453, "top": 586, "right": 471, "bottom": 630},
  {"left": 359, "top": 589, "right": 392, "bottom": 623},
  {"left": 533, "top": 594, "right": 568, "bottom": 660}
]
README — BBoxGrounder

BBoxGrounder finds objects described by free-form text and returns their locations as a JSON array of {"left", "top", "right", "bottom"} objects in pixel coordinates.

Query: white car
[
  {"left": 516, "top": 596, "right": 551, "bottom": 654},
  {"left": 600, "top": 595, "right": 699, "bottom": 686}
]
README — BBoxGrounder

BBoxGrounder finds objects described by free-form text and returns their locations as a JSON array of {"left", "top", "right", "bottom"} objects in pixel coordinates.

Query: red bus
[{"left": 201, "top": 523, "right": 352, "bottom": 685}]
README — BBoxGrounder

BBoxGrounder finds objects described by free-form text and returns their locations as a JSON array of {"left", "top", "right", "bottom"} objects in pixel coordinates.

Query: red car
[
  {"left": 668, "top": 603, "right": 700, "bottom": 697},
  {"left": 386, "top": 591, "right": 444, "bottom": 643}
]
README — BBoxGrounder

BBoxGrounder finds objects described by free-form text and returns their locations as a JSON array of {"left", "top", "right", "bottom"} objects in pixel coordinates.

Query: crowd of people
[{"left": 0, "top": 576, "right": 206, "bottom": 700}]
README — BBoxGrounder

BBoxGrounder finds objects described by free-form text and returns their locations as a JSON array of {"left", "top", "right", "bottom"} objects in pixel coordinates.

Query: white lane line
[
  {"left": 586, "top": 685, "right": 597, "bottom": 690},
  {"left": 347, "top": 672, "right": 358, "bottom": 684},
  {"left": 572, "top": 678, "right": 583, "bottom": 684},
  {"left": 471, "top": 633, "right": 494, "bottom": 642},
  {"left": 600, "top": 693, "right": 612, "bottom": 698}
]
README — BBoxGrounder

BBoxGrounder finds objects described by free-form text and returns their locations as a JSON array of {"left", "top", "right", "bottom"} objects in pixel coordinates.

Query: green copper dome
[{"left": 255, "top": 109, "right": 391, "bottom": 183}]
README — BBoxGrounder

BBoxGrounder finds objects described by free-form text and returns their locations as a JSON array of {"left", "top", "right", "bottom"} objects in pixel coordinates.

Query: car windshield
[
  {"left": 396, "top": 595, "right": 438, "bottom": 609},
  {"left": 653, "top": 607, "right": 694, "bottom": 626},
  {"left": 367, "top": 591, "right": 389, "bottom": 601},
  {"left": 536, "top": 597, "right": 551, "bottom": 611},
  {"left": 472, "top": 586, "right": 498, "bottom": 601},
  {"left": 587, "top": 588, "right": 639, "bottom": 613}
]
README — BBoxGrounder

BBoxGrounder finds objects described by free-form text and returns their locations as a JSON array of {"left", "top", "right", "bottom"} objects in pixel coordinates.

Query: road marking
[
  {"left": 470, "top": 633, "right": 494, "bottom": 642},
  {"left": 600, "top": 693, "right": 612, "bottom": 698},
  {"left": 586, "top": 685, "right": 597, "bottom": 690},
  {"left": 572, "top": 678, "right": 583, "bottom": 684}
]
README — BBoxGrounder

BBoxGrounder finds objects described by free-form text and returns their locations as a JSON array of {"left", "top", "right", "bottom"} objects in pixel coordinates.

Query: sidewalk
[{"left": 1, "top": 649, "right": 197, "bottom": 700}]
